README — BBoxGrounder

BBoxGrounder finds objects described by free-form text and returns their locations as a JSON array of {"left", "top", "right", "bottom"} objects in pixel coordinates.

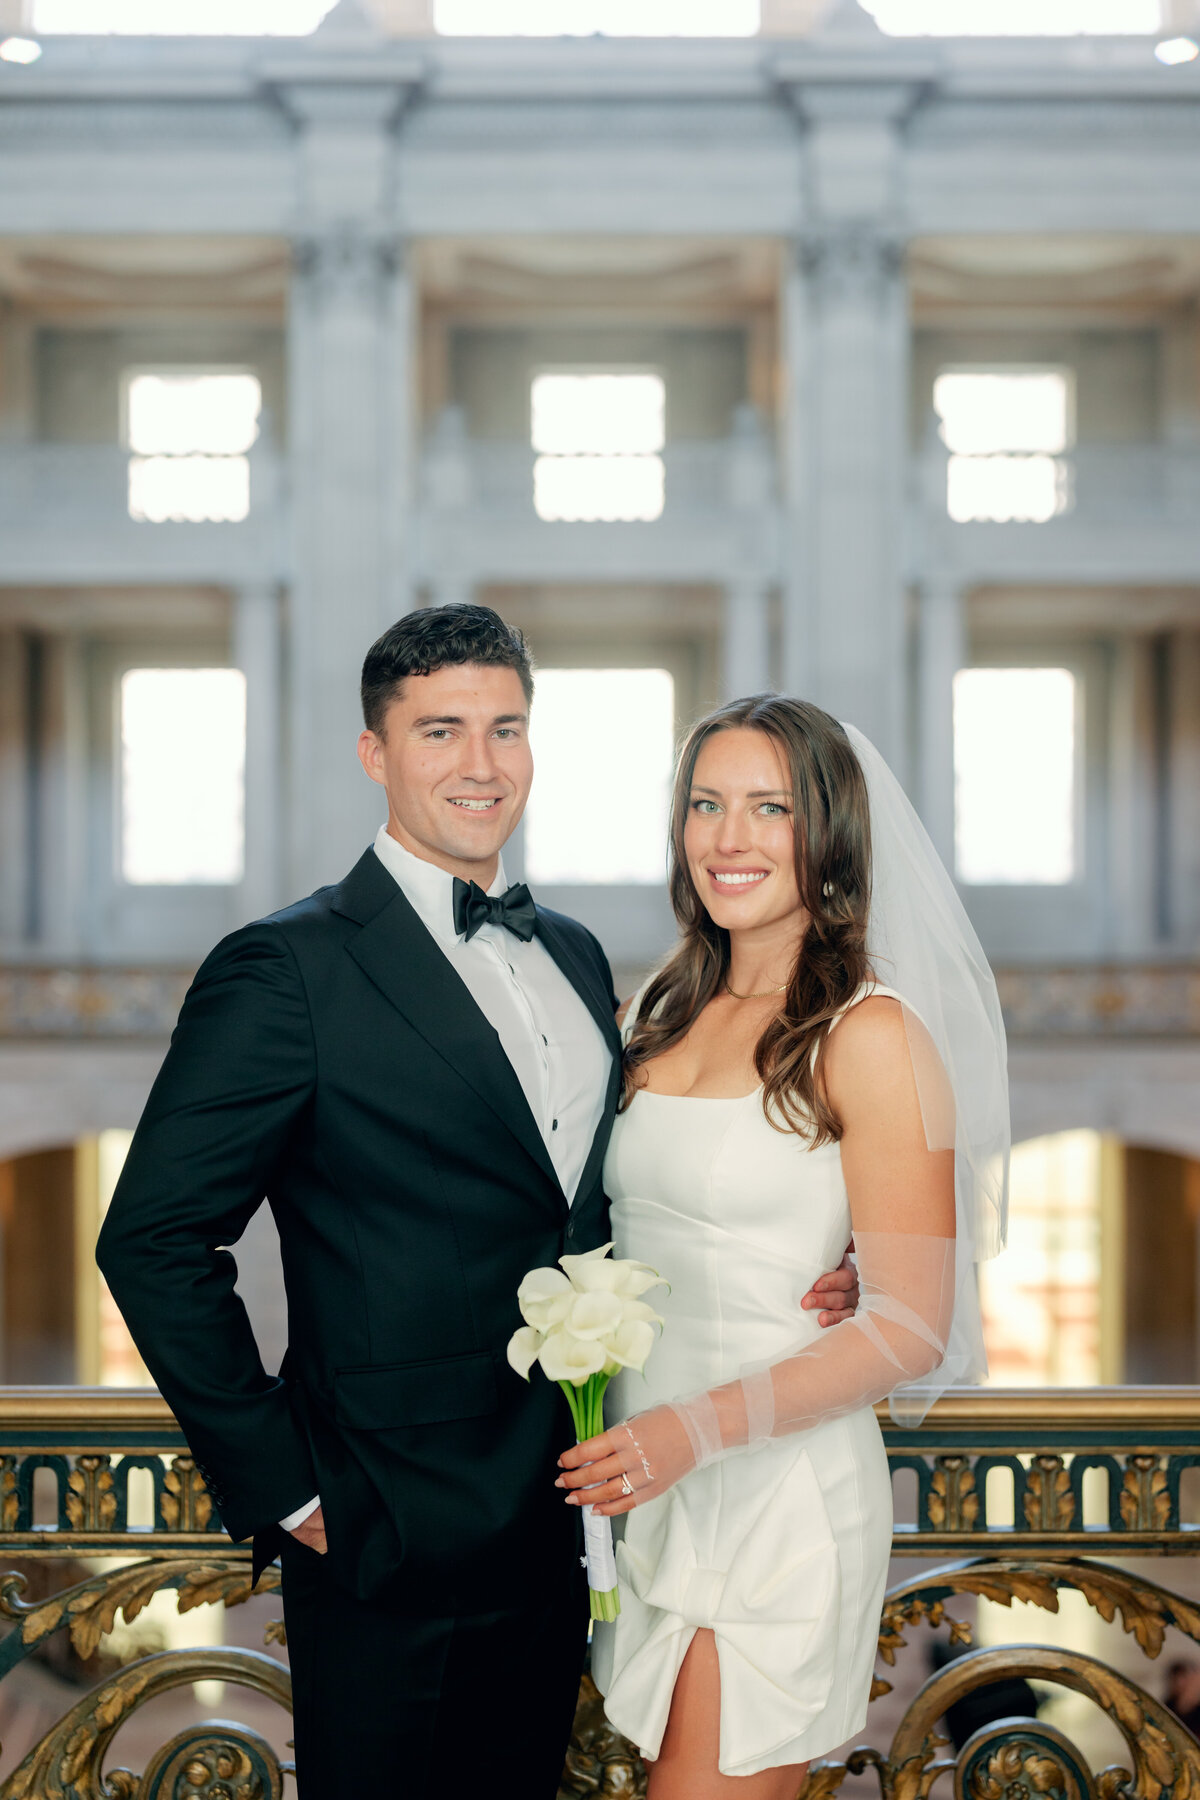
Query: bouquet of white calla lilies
[{"left": 507, "top": 1242, "right": 667, "bottom": 1621}]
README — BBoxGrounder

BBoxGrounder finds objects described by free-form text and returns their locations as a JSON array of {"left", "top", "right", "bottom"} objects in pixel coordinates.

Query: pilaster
[
  {"left": 775, "top": 69, "right": 921, "bottom": 769},
  {"left": 915, "top": 575, "right": 967, "bottom": 874},
  {"left": 233, "top": 583, "right": 283, "bottom": 926},
  {"left": 275, "top": 53, "right": 421, "bottom": 891}
]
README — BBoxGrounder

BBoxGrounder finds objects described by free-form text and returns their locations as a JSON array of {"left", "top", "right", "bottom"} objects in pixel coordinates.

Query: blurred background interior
[
  {"left": 2, "top": 0, "right": 1200, "bottom": 1775},
  {"left": 2, "top": 0, "right": 1199, "bottom": 1399}
]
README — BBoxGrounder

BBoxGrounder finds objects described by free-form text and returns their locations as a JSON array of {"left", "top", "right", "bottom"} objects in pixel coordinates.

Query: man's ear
[{"left": 357, "top": 729, "right": 386, "bottom": 787}]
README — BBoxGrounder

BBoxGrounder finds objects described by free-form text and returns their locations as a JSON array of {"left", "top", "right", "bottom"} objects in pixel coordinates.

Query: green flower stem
[
  {"left": 590, "top": 1585, "right": 620, "bottom": 1622},
  {"left": 560, "top": 1372, "right": 621, "bottom": 1621}
]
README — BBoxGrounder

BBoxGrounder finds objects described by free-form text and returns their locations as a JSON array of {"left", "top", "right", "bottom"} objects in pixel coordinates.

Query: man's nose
[{"left": 459, "top": 733, "right": 500, "bottom": 781}]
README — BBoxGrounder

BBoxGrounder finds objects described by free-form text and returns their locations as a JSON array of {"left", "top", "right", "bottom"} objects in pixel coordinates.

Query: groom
[{"left": 97, "top": 604, "right": 859, "bottom": 1799}]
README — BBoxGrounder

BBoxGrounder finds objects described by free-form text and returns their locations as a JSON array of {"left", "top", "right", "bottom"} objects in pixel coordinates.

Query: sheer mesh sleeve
[{"left": 653, "top": 1231, "right": 955, "bottom": 1468}]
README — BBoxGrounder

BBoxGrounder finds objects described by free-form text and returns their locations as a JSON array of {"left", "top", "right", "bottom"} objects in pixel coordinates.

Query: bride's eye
[
  {"left": 690, "top": 798, "right": 721, "bottom": 814},
  {"left": 758, "top": 802, "right": 789, "bottom": 817}
]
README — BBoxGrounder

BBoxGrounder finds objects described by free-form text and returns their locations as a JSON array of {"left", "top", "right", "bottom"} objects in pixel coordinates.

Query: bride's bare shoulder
[{"left": 822, "top": 995, "right": 912, "bottom": 1103}]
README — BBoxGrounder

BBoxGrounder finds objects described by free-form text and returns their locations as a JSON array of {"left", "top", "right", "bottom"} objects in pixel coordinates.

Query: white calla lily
[
  {"left": 565, "top": 1291, "right": 625, "bottom": 1340},
  {"left": 611, "top": 1262, "right": 670, "bottom": 1299},
  {"left": 620, "top": 1298, "right": 665, "bottom": 1327},
  {"left": 537, "top": 1329, "right": 608, "bottom": 1385},
  {"left": 506, "top": 1325, "right": 544, "bottom": 1380},
  {"left": 556, "top": 1242, "right": 614, "bottom": 1283},
  {"left": 601, "top": 1317, "right": 656, "bottom": 1372},
  {"left": 517, "top": 1265, "right": 574, "bottom": 1329}
]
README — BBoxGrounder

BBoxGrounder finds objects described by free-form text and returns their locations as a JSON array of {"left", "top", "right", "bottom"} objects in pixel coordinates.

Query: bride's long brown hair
[{"left": 621, "top": 694, "right": 873, "bottom": 1145}]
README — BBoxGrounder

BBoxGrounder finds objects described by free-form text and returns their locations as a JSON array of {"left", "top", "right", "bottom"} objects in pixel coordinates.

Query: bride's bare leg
[{"left": 645, "top": 1628, "right": 809, "bottom": 1800}]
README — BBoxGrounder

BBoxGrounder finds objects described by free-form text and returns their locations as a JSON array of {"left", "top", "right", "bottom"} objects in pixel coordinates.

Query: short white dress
[{"left": 591, "top": 988, "right": 895, "bottom": 1777}]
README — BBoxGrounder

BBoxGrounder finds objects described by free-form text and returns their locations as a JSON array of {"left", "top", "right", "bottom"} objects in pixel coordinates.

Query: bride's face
[{"left": 684, "top": 727, "right": 805, "bottom": 935}]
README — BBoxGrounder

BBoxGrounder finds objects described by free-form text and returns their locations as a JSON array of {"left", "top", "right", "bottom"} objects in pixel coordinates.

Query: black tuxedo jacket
[{"left": 96, "top": 847, "right": 622, "bottom": 1611}]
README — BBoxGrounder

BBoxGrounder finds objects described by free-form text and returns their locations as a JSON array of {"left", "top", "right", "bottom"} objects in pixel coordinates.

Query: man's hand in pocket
[{"left": 289, "top": 1505, "right": 328, "bottom": 1554}]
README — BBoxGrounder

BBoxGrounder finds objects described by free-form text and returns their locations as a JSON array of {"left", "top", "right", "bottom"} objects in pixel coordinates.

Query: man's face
[{"left": 357, "top": 662, "right": 533, "bottom": 884}]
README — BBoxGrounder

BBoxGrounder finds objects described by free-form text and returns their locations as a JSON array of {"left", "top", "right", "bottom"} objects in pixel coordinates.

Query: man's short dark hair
[{"left": 361, "top": 604, "right": 534, "bottom": 736}]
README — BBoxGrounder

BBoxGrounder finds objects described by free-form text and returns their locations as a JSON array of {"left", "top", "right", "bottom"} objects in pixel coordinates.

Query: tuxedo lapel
[
  {"left": 334, "top": 853, "right": 565, "bottom": 1204},
  {"left": 534, "top": 907, "right": 623, "bottom": 1205},
  {"left": 534, "top": 910, "right": 622, "bottom": 1062}
]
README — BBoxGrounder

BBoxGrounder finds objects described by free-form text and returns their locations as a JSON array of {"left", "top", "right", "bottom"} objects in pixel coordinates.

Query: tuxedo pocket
[{"left": 332, "top": 1350, "right": 499, "bottom": 1430}]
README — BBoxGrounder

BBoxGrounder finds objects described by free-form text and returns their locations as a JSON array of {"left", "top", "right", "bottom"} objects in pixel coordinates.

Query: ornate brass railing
[{"left": 0, "top": 1388, "right": 1198, "bottom": 1798}]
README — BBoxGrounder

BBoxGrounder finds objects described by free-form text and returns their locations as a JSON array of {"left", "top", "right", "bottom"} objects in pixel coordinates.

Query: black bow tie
[{"left": 452, "top": 877, "right": 537, "bottom": 944}]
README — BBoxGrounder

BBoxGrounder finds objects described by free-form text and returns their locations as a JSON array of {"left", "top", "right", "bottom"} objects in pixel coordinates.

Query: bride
[{"left": 556, "top": 695, "right": 1008, "bottom": 1800}]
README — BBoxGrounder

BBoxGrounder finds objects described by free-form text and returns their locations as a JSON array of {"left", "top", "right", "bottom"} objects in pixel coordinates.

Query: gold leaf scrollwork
[
  {"left": 138, "top": 1725, "right": 283, "bottom": 1800},
  {"left": 0, "top": 1558, "right": 280, "bottom": 1663},
  {"left": 894, "top": 1645, "right": 1200, "bottom": 1800},
  {"left": 160, "top": 1455, "right": 213, "bottom": 1533},
  {"left": 969, "top": 1739, "right": 1078, "bottom": 1800},
  {"left": 558, "top": 1673, "right": 646, "bottom": 1800},
  {"left": 0, "top": 1647, "right": 291, "bottom": 1800},
  {"left": 1024, "top": 1457, "right": 1075, "bottom": 1533},
  {"left": 961, "top": 1726, "right": 1090, "bottom": 1800},
  {"left": 1119, "top": 1457, "right": 1171, "bottom": 1534},
  {"left": 892, "top": 1738, "right": 952, "bottom": 1800},
  {"left": 882, "top": 1557, "right": 1200, "bottom": 1670},
  {"left": 64, "top": 1456, "right": 118, "bottom": 1534},
  {"left": 927, "top": 1458, "right": 980, "bottom": 1533}
]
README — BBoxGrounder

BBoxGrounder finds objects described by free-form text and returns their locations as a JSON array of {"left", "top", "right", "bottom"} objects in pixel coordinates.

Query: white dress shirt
[{"left": 279, "top": 827, "right": 613, "bottom": 1534}]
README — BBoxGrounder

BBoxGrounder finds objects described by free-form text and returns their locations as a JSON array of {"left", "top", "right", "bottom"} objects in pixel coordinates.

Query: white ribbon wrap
[{"left": 582, "top": 1503, "right": 618, "bottom": 1591}]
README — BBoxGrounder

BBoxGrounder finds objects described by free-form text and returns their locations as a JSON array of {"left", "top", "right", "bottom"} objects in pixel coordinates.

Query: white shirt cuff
[{"left": 279, "top": 1495, "right": 321, "bottom": 1532}]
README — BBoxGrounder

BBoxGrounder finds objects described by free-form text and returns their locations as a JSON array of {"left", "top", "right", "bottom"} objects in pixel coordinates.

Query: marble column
[
  {"left": 0, "top": 628, "right": 26, "bottom": 947},
  {"left": 287, "top": 227, "right": 413, "bottom": 891},
  {"left": 784, "top": 225, "right": 908, "bottom": 762},
  {"left": 1107, "top": 634, "right": 1158, "bottom": 957},
  {"left": 916, "top": 576, "right": 967, "bottom": 874},
  {"left": 1167, "top": 631, "right": 1200, "bottom": 952},
  {"left": 722, "top": 580, "right": 772, "bottom": 702},
  {"left": 776, "top": 69, "right": 917, "bottom": 770},
  {"left": 277, "top": 57, "right": 419, "bottom": 893},
  {"left": 233, "top": 583, "right": 282, "bottom": 925}
]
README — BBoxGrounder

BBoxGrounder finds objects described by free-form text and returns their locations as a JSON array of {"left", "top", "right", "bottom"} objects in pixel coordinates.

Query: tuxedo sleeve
[{"left": 96, "top": 923, "right": 318, "bottom": 1542}]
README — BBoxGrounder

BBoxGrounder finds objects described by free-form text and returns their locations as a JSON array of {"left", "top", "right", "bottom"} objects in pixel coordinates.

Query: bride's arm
[{"left": 558, "top": 997, "right": 954, "bottom": 1515}]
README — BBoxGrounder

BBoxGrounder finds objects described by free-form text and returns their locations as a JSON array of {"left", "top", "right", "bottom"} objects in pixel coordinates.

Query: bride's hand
[
  {"left": 801, "top": 1246, "right": 859, "bottom": 1326},
  {"left": 555, "top": 1407, "right": 698, "bottom": 1517}
]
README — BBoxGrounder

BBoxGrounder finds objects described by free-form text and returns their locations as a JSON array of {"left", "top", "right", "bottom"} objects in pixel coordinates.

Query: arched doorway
[{"left": 980, "top": 1130, "right": 1200, "bottom": 1388}]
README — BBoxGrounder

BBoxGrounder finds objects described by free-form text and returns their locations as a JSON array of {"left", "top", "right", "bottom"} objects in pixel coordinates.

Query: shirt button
[
  {"left": 566, "top": 1224, "right": 575, "bottom": 1239},
  {"left": 542, "top": 1035, "right": 548, "bottom": 1046},
  {"left": 552, "top": 1119, "right": 558, "bottom": 1131}
]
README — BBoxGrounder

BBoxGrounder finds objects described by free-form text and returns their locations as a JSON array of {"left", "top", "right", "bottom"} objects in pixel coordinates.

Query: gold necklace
[{"left": 724, "top": 978, "right": 788, "bottom": 1000}]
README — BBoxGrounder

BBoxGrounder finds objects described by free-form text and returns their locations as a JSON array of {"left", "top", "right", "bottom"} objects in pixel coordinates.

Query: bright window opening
[
  {"left": 532, "top": 373, "right": 665, "bottom": 523},
  {"left": 525, "top": 669, "right": 674, "bottom": 884},
  {"left": 34, "top": 0, "right": 335, "bottom": 30},
  {"left": 866, "top": 0, "right": 1158, "bottom": 32},
  {"left": 125, "top": 370, "right": 261, "bottom": 524},
  {"left": 436, "top": 0, "right": 758, "bottom": 33},
  {"left": 934, "top": 369, "right": 1071, "bottom": 524},
  {"left": 120, "top": 669, "right": 246, "bottom": 885},
  {"left": 953, "top": 667, "right": 1077, "bottom": 885},
  {"left": 980, "top": 1131, "right": 1103, "bottom": 1386}
]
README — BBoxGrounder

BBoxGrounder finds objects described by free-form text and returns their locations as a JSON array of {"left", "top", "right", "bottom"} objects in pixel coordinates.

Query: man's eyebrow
[{"left": 411, "top": 712, "right": 528, "bottom": 729}]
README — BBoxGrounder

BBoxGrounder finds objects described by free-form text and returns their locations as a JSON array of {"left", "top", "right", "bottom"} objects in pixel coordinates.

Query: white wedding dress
[{"left": 590, "top": 987, "right": 896, "bottom": 1778}]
